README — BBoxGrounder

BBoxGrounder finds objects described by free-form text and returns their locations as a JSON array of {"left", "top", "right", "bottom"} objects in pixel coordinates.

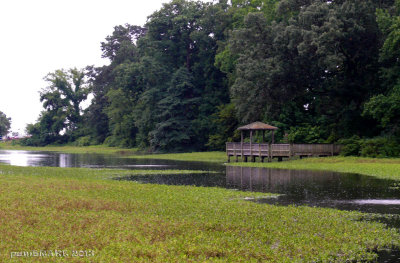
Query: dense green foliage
[
  {"left": 1, "top": 164, "right": 399, "bottom": 262},
  {"left": 23, "top": 69, "right": 90, "bottom": 146},
  {"left": 0, "top": 111, "right": 11, "bottom": 137},
  {"left": 23, "top": 0, "right": 400, "bottom": 155},
  {"left": 339, "top": 136, "right": 400, "bottom": 157}
]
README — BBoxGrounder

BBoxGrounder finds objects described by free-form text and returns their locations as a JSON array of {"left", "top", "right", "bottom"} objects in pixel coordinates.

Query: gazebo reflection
[{"left": 226, "top": 166, "right": 336, "bottom": 195}]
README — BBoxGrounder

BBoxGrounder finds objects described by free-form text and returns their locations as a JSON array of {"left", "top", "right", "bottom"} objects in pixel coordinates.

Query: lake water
[
  {"left": 1, "top": 150, "right": 400, "bottom": 261},
  {"left": 120, "top": 166, "right": 400, "bottom": 216},
  {"left": 0, "top": 150, "right": 222, "bottom": 171}
]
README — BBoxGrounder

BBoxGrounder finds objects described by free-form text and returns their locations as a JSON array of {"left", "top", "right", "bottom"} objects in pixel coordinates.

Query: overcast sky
[{"left": 0, "top": 0, "right": 211, "bottom": 135}]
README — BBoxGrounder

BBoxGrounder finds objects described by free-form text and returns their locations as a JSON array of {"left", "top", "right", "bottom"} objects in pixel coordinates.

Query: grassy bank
[
  {"left": 0, "top": 142, "right": 137, "bottom": 155},
  {"left": 0, "top": 164, "right": 399, "bottom": 262},
  {"left": 0, "top": 142, "right": 227, "bottom": 162},
  {"left": 228, "top": 156, "right": 400, "bottom": 181}
]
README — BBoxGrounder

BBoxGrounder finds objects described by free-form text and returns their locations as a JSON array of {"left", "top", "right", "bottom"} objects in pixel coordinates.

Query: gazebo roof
[{"left": 237, "top": 122, "right": 278, "bottom": 131}]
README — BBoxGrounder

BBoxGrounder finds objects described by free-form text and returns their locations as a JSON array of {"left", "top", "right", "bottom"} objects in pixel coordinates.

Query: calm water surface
[
  {"left": 121, "top": 166, "right": 400, "bottom": 215},
  {"left": 0, "top": 150, "right": 221, "bottom": 171}
]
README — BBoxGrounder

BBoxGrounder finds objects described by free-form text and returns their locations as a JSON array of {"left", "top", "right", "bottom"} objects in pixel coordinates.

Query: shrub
[
  {"left": 104, "top": 136, "right": 118, "bottom": 147},
  {"left": 380, "top": 138, "right": 400, "bottom": 157},
  {"left": 339, "top": 136, "right": 400, "bottom": 157},
  {"left": 287, "top": 125, "right": 325, "bottom": 143},
  {"left": 338, "top": 136, "right": 361, "bottom": 156},
  {"left": 74, "top": 136, "right": 92, "bottom": 147},
  {"left": 360, "top": 138, "right": 384, "bottom": 157},
  {"left": 360, "top": 137, "right": 400, "bottom": 157},
  {"left": 206, "top": 134, "right": 226, "bottom": 151}
]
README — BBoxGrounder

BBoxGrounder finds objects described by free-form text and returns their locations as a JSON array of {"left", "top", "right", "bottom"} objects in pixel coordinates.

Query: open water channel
[{"left": 1, "top": 150, "right": 400, "bottom": 261}]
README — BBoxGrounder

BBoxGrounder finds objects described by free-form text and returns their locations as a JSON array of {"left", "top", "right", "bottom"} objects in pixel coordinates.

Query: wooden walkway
[{"left": 226, "top": 143, "right": 342, "bottom": 162}]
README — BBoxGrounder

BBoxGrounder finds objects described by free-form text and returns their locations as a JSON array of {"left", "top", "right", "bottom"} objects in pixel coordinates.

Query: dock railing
[{"left": 226, "top": 142, "right": 342, "bottom": 162}]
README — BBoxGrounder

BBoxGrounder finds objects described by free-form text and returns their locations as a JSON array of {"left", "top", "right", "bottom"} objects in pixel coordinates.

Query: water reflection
[
  {"left": 0, "top": 151, "right": 49, "bottom": 167},
  {"left": 353, "top": 199, "right": 400, "bottom": 205},
  {"left": 118, "top": 165, "right": 400, "bottom": 214},
  {"left": 0, "top": 150, "right": 222, "bottom": 172},
  {"left": 226, "top": 166, "right": 400, "bottom": 214},
  {"left": 117, "top": 172, "right": 227, "bottom": 187}
]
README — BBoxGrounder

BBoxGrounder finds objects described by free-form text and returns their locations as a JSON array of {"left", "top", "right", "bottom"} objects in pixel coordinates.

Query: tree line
[{"left": 22, "top": 0, "right": 400, "bottom": 156}]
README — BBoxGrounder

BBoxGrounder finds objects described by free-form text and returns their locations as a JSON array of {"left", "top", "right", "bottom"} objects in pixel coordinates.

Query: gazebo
[
  {"left": 226, "top": 121, "right": 342, "bottom": 162},
  {"left": 237, "top": 121, "right": 278, "bottom": 144},
  {"left": 226, "top": 121, "right": 278, "bottom": 162}
]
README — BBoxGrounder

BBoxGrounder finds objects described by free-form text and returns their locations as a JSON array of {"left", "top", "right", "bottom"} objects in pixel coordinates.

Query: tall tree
[
  {"left": 230, "top": 0, "right": 382, "bottom": 139},
  {"left": 140, "top": 0, "right": 231, "bottom": 150},
  {"left": 132, "top": 56, "right": 170, "bottom": 148},
  {"left": 363, "top": 0, "right": 400, "bottom": 135},
  {"left": 39, "top": 68, "right": 90, "bottom": 139},
  {"left": 84, "top": 65, "right": 112, "bottom": 143},
  {"left": 101, "top": 24, "right": 147, "bottom": 64},
  {"left": 25, "top": 111, "right": 65, "bottom": 145},
  {"left": 150, "top": 67, "right": 199, "bottom": 151},
  {"left": 215, "top": 0, "right": 279, "bottom": 87},
  {"left": 84, "top": 24, "right": 146, "bottom": 145},
  {"left": 0, "top": 111, "right": 11, "bottom": 136},
  {"left": 103, "top": 62, "right": 142, "bottom": 147}
]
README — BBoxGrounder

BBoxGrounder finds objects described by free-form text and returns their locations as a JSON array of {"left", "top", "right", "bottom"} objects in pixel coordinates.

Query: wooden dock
[{"left": 226, "top": 142, "right": 342, "bottom": 162}]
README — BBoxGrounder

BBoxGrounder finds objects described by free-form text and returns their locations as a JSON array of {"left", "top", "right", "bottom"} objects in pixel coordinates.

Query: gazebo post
[
  {"left": 241, "top": 130, "right": 243, "bottom": 162},
  {"left": 262, "top": 130, "right": 265, "bottom": 143},
  {"left": 250, "top": 130, "right": 253, "bottom": 162},
  {"left": 271, "top": 130, "right": 275, "bottom": 144}
]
